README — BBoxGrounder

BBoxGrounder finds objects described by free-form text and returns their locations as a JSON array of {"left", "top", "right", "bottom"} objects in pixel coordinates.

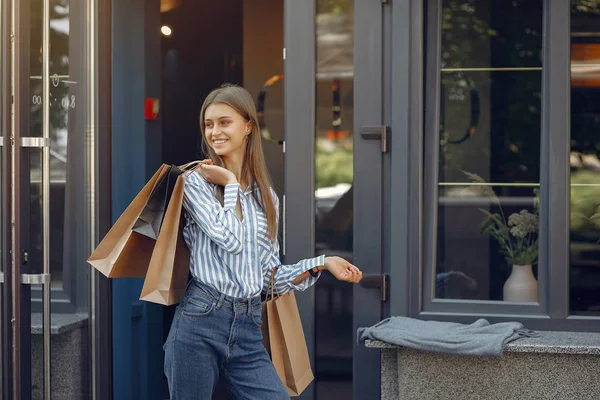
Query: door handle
[
  {"left": 359, "top": 273, "right": 389, "bottom": 302},
  {"left": 21, "top": 273, "right": 50, "bottom": 285},
  {"left": 360, "top": 126, "right": 389, "bottom": 153}
]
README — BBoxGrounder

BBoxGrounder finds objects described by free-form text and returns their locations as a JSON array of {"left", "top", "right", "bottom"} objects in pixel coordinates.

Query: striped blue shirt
[{"left": 182, "top": 170, "right": 325, "bottom": 299}]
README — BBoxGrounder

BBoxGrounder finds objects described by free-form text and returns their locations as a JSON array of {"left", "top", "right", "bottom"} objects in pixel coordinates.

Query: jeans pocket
[
  {"left": 250, "top": 306, "right": 263, "bottom": 328},
  {"left": 181, "top": 296, "right": 215, "bottom": 318}
]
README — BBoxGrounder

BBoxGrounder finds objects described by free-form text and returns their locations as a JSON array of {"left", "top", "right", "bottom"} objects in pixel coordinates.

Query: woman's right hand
[{"left": 324, "top": 256, "right": 362, "bottom": 283}]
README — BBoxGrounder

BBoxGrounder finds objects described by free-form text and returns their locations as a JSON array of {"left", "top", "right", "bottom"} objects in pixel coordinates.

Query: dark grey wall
[
  {"left": 160, "top": 1, "right": 243, "bottom": 166},
  {"left": 111, "top": 1, "right": 164, "bottom": 399}
]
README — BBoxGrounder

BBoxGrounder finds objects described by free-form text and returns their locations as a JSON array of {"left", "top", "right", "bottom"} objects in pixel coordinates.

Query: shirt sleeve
[
  {"left": 261, "top": 191, "right": 325, "bottom": 295},
  {"left": 182, "top": 171, "right": 244, "bottom": 254}
]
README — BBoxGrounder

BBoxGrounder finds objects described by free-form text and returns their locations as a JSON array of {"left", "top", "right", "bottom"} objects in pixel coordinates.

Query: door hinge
[
  {"left": 283, "top": 47, "right": 286, "bottom": 60},
  {"left": 360, "top": 125, "right": 389, "bottom": 153},
  {"left": 360, "top": 274, "right": 389, "bottom": 302}
]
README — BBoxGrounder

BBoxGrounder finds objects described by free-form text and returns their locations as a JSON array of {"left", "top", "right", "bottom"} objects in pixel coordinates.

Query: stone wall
[
  {"left": 31, "top": 313, "right": 89, "bottom": 400},
  {"left": 368, "top": 331, "right": 600, "bottom": 400}
]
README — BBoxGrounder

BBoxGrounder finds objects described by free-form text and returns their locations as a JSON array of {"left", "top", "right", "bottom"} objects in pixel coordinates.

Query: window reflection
[
  {"left": 570, "top": 1, "right": 600, "bottom": 315},
  {"left": 315, "top": 1, "right": 354, "bottom": 398},
  {"left": 434, "top": 0, "right": 543, "bottom": 301},
  {"left": 29, "top": 0, "right": 72, "bottom": 291}
]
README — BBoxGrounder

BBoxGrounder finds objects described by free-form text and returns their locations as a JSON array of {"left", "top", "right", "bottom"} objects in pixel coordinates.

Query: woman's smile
[{"left": 212, "top": 138, "right": 228, "bottom": 146}]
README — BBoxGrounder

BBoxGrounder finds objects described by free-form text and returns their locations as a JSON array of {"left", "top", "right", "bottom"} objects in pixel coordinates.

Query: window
[
  {"left": 570, "top": 1, "right": 600, "bottom": 316},
  {"left": 421, "top": 0, "right": 600, "bottom": 327},
  {"left": 425, "top": 0, "right": 544, "bottom": 306},
  {"left": 437, "top": 0, "right": 542, "bottom": 302}
]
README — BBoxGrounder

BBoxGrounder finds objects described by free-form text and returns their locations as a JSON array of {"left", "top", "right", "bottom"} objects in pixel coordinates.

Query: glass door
[
  {"left": 1, "top": 1, "right": 107, "bottom": 398},
  {"left": 284, "top": 0, "right": 386, "bottom": 399},
  {"left": 313, "top": 1, "right": 355, "bottom": 398},
  {"left": 2, "top": 0, "right": 55, "bottom": 398}
]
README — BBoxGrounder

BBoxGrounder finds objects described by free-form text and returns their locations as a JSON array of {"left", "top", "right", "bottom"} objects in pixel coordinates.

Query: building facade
[{"left": 1, "top": 0, "right": 599, "bottom": 399}]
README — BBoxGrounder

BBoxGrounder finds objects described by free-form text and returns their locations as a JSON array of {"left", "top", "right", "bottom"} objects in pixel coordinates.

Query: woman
[{"left": 163, "top": 84, "right": 362, "bottom": 399}]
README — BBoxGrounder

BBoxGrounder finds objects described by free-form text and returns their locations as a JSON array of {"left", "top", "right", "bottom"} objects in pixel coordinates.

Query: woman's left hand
[
  {"left": 196, "top": 162, "right": 237, "bottom": 187},
  {"left": 324, "top": 256, "right": 362, "bottom": 283}
]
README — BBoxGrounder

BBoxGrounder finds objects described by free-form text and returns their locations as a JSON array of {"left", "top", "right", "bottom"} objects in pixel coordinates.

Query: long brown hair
[{"left": 199, "top": 84, "right": 277, "bottom": 242}]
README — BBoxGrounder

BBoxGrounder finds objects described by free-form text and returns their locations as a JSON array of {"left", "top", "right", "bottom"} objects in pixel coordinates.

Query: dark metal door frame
[
  {"left": 283, "top": 1, "right": 317, "bottom": 399},
  {"left": 0, "top": 0, "right": 11, "bottom": 396},
  {"left": 283, "top": 0, "right": 390, "bottom": 399},
  {"left": 352, "top": 0, "right": 390, "bottom": 398},
  {"left": 2, "top": 1, "right": 49, "bottom": 398}
]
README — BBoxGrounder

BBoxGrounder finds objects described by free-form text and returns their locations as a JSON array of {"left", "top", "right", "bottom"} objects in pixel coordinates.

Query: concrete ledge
[
  {"left": 30, "top": 312, "right": 88, "bottom": 335},
  {"left": 366, "top": 330, "right": 600, "bottom": 356},
  {"left": 367, "top": 331, "right": 600, "bottom": 400}
]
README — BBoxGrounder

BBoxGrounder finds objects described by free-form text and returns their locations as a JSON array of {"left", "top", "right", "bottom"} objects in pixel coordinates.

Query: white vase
[{"left": 503, "top": 265, "right": 538, "bottom": 302}]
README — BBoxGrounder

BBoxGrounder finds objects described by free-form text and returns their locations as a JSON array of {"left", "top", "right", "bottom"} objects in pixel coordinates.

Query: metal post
[
  {"left": 41, "top": 0, "right": 52, "bottom": 398},
  {"left": 86, "top": 0, "right": 98, "bottom": 398},
  {"left": 0, "top": 0, "right": 6, "bottom": 395},
  {"left": 9, "top": 0, "right": 21, "bottom": 398}
]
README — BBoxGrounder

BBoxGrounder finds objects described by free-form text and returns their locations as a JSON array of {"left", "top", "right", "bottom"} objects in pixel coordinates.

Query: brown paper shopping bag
[
  {"left": 139, "top": 173, "right": 191, "bottom": 305},
  {"left": 132, "top": 161, "right": 201, "bottom": 240},
  {"left": 262, "top": 271, "right": 314, "bottom": 396},
  {"left": 87, "top": 164, "right": 170, "bottom": 277}
]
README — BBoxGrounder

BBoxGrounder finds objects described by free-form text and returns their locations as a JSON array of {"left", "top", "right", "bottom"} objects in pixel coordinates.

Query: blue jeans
[{"left": 163, "top": 280, "right": 290, "bottom": 399}]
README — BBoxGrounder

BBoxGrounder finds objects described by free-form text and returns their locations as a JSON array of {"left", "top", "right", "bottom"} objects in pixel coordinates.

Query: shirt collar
[{"left": 243, "top": 181, "right": 258, "bottom": 195}]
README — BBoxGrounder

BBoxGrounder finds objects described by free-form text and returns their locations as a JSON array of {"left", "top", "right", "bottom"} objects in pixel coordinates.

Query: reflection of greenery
[
  {"left": 441, "top": 1, "right": 497, "bottom": 70},
  {"left": 440, "top": 1, "right": 542, "bottom": 183},
  {"left": 571, "top": 170, "right": 600, "bottom": 238},
  {"left": 317, "top": 0, "right": 352, "bottom": 14},
  {"left": 569, "top": 0, "right": 600, "bottom": 242},
  {"left": 573, "top": 0, "right": 600, "bottom": 14},
  {"left": 315, "top": 138, "right": 353, "bottom": 189},
  {"left": 30, "top": 1, "right": 70, "bottom": 136}
]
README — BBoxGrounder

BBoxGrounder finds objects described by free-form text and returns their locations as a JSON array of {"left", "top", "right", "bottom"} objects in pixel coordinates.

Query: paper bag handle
[
  {"left": 178, "top": 160, "right": 204, "bottom": 171},
  {"left": 266, "top": 267, "right": 280, "bottom": 300}
]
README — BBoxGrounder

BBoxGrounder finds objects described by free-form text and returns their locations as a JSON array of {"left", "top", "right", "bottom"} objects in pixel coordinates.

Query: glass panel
[
  {"left": 314, "top": 1, "right": 354, "bottom": 398},
  {"left": 434, "top": 0, "right": 542, "bottom": 302},
  {"left": 570, "top": 1, "right": 600, "bottom": 315},
  {"left": 28, "top": 1, "right": 45, "bottom": 396},
  {"left": 29, "top": 0, "right": 91, "bottom": 397}
]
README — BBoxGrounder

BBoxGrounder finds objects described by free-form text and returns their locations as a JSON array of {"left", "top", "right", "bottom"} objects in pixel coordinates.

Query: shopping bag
[
  {"left": 261, "top": 271, "right": 277, "bottom": 354},
  {"left": 262, "top": 271, "right": 314, "bottom": 396},
  {"left": 132, "top": 161, "right": 200, "bottom": 239},
  {"left": 132, "top": 165, "right": 180, "bottom": 239},
  {"left": 139, "top": 172, "right": 192, "bottom": 305},
  {"left": 87, "top": 164, "right": 170, "bottom": 277}
]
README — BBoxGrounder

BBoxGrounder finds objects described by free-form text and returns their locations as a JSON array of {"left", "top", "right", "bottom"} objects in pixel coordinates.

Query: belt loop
[
  {"left": 216, "top": 292, "right": 226, "bottom": 309},
  {"left": 247, "top": 298, "right": 252, "bottom": 314}
]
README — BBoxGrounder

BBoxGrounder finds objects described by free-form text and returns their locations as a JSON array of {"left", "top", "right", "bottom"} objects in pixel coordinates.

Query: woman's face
[{"left": 204, "top": 102, "right": 250, "bottom": 159}]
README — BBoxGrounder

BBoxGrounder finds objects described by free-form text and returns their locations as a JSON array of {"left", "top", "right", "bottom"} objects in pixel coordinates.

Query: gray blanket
[{"left": 357, "top": 317, "right": 537, "bottom": 357}]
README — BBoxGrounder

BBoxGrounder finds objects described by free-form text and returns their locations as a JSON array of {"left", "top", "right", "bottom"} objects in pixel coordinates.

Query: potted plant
[{"left": 464, "top": 172, "right": 539, "bottom": 302}]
